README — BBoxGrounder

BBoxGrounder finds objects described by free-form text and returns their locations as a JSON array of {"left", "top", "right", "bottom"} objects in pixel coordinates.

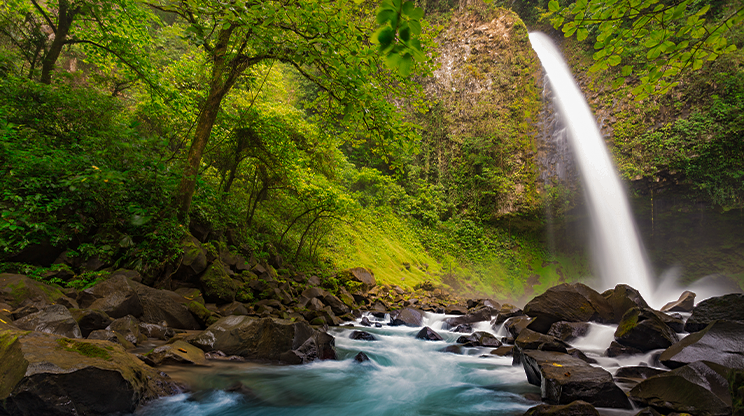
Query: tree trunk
[{"left": 40, "top": 0, "right": 75, "bottom": 84}]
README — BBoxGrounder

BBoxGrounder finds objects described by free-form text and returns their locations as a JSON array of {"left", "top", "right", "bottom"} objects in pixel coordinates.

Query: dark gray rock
[
  {"left": 524, "top": 283, "right": 614, "bottom": 333},
  {"left": 503, "top": 315, "right": 535, "bottom": 338},
  {"left": 79, "top": 276, "right": 143, "bottom": 319},
  {"left": 602, "top": 284, "right": 649, "bottom": 324},
  {"left": 389, "top": 308, "right": 423, "bottom": 327},
  {"left": 147, "top": 340, "right": 208, "bottom": 366},
  {"left": 354, "top": 351, "right": 370, "bottom": 362},
  {"left": 660, "top": 320, "right": 744, "bottom": 369},
  {"left": 523, "top": 400, "right": 600, "bottom": 416},
  {"left": 606, "top": 341, "right": 644, "bottom": 357},
  {"left": 515, "top": 329, "right": 569, "bottom": 352},
  {"left": 442, "top": 308, "right": 491, "bottom": 329},
  {"left": 106, "top": 315, "right": 145, "bottom": 346},
  {"left": 661, "top": 291, "right": 696, "bottom": 313},
  {"left": 350, "top": 330, "right": 378, "bottom": 341},
  {"left": 456, "top": 331, "right": 501, "bottom": 347},
  {"left": 629, "top": 361, "right": 733, "bottom": 416},
  {"left": 70, "top": 309, "right": 112, "bottom": 338},
  {"left": 547, "top": 321, "right": 589, "bottom": 342},
  {"left": 13, "top": 304, "right": 82, "bottom": 338},
  {"left": 685, "top": 293, "right": 744, "bottom": 332},
  {"left": 415, "top": 326, "right": 443, "bottom": 341},
  {"left": 614, "top": 307, "right": 679, "bottom": 351}
]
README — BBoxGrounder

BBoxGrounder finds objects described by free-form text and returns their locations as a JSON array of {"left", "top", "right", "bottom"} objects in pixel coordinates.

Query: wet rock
[
  {"left": 13, "top": 304, "right": 82, "bottom": 338},
  {"left": 491, "top": 345, "right": 514, "bottom": 357},
  {"left": 519, "top": 350, "right": 631, "bottom": 409},
  {"left": 685, "top": 293, "right": 744, "bottom": 332},
  {"left": 566, "top": 349, "right": 597, "bottom": 364},
  {"left": 523, "top": 400, "right": 600, "bottom": 416},
  {"left": 602, "top": 284, "right": 649, "bottom": 324},
  {"left": 147, "top": 340, "right": 208, "bottom": 366},
  {"left": 457, "top": 331, "right": 501, "bottom": 347},
  {"left": 661, "top": 291, "right": 696, "bottom": 313},
  {"left": 606, "top": 341, "right": 644, "bottom": 357},
  {"left": 523, "top": 283, "right": 613, "bottom": 333},
  {"left": 350, "top": 330, "right": 378, "bottom": 341},
  {"left": 503, "top": 315, "right": 535, "bottom": 338},
  {"left": 515, "top": 329, "right": 569, "bottom": 352},
  {"left": 0, "top": 273, "right": 78, "bottom": 310},
  {"left": 491, "top": 304, "right": 524, "bottom": 325},
  {"left": 467, "top": 298, "right": 500, "bottom": 311},
  {"left": 614, "top": 366, "right": 667, "bottom": 380},
  {"left": 0, "top": 329, "right": 181, "bottom": 416},
  {"left": 79, "top": 275, "right": 143, "bottom": 319},
  {"left": 281, "top": 331, "right": 336, "bottom": 364},
  {"left": 440, "top": 345, "right": 463, "bottom": 354},
  {"left": 360, "top": 316, "right": 372, "bottom": 327},
  {"left": 547, "top": 321, "right": 589, "bottom": 342},
  {"left": 107, "top": 315, "right": 146, "bottom": 346},
  {"left": 659, "top": 320, "right": 744, "bottom": 369},
  {"left": 416, "top": 326, "right": 444, "bottom": 341},
  {"left": 354, "top": 351, "right": 370, "bottom": 362},
  {"left": 444, "top": 305, "right": 467, "bottom": 315},
  {"left": 614, "top": 307, "right": 679, "bottom": 351},
  {"left": 138, "top": 322, "right": 176, "bottom": 340},
  {"left": 389, "top": 308, "right": 423, "bottom": 327},
  {"left": 443, "top": 308, "right": 491, "bottom": 329},
  {"left": 87, "top": 329, "right": 135, "bottom": 349},
  {"left": 629, "top": 361, "right": 732, "bottom": 415},
  {"left": 189, "top": 315, "right": 335, "bottom": 363},
  {"left": 632, "top": 408, "right": 663, "bottom": 416},
  {"left": 70, "top": 309, "right": 112, "bottom": 338},
  {"left": 452, "top": 324, "right": 473, "bottom": 333}
]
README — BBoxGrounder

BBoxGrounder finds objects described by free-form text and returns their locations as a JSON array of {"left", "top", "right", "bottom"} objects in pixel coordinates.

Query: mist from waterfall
[{"left": 528, "top": 32, "right": 654, "bottom": 299}]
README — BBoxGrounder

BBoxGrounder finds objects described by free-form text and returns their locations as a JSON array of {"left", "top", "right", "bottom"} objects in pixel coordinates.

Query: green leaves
[
  {"left": 545, "top": 0, "right": 743, "bottom": 99},
  {"left": 372, "top": 0, "right": 427, "bottom": 77}
]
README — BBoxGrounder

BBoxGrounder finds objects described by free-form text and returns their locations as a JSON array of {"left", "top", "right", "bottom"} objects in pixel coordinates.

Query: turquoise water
[{"left": 133, "top": 314, "right": 540, "bottom": 416}]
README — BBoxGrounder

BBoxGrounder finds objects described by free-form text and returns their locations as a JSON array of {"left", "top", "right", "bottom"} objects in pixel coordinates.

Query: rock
[
  {"left": 281, "top": 331, "right": 336, "bottom": 364},
  {"left": 79, "top": 275, "right": 143, "bottom": 319},
  {"left": 0, "top": 329, "right": 181, "bottom": 416},
  {"left": 147, "top": 340, "right": 208, "bottom": 366},
  {"left": 199, "top": 260, "right": 239, "bottom": 304},
  {"left": 350, "top": 330, "right": 378, "bottom": 341},
  {"left": 614, "top": 307, "right": 679, "bottom": 351},
  {"left": 321, "top": 294, "right": 351, "bottom": 316},
  {"left": 503, "top": 315, "right": 535, "bottom": 338},
  {"left": 523, "top": 400, "right": 600, "bottom": 416},
  {"left": 629, "top": 361, "right": 733, "bottom": 415},
  {"left": 354, "top": 351, "right": 370, "bottom": 362},
  {"left": 219, "top": 301, "right": 249, "bottom": 316},
  {"left": 659, "top": 320, "right": 744, "bottom": 369},
  {"left": 188, "top": 315, "right": 335, "bottom": 363},
  {"left": 602, "top": 284, "right": 649, "bottom": 323},
  {"left": 661, "top": 291, "right": 696, "bottom": 313},
  {"left": 442, "top": 309, "right": 491, "bottom": 329},
  {"left": 457, "top": 331, "right": 501, "bottom": 347},
  {"left": 107, "top": 315, "right": 145, "bottom": 346},
  {"left": 129, "top": 281, "right": 201, "bottom": 330},
  {"left": 87, "top": 329, "right": 135, "bottom": 349},
  {"left": 444, "top": 305, "right": 467, "bottom": 315},
  {"left": 187, "top": 301, "right": 215, "bottom": 328},
  {"left": 614, "top": 366, "right": 667, "bottom": 380},
  {"left": 516, "top": 329, "right": 569, "bottom": 352},
  {"left": 492, "top": 304, "right": 524, "bottom": 325},
  {"left": 452, "top": 324, "right": 473, "bottom": 333},
  {"left": 518, "top": 350, "right": 631, "bottom": 409},
  {"left": 547, "top": 322, "right": 589, "bottom": 342},
  {"left": 491, "top": 346, "right": 514, "bottom": 357},
  {"left": 632, "top": 408, "right": 663, "bottom": 416},
  {"left": 360, "top": 316, "right": 372, "bottom": 327},
  {"left": 173, "top": 235, "right": 208, "bottom": 281},
  {"left": 70, "top": 309, "right": 112, "bottom": 338},
  {"left": 566, "top": 349, "right": 597, "bottom": 364},
  {"left": 685, "top": 293, "right": 744, "bottom": 333},
  {"left": 13, "top": 304, "right": 82, "bottom": 338},
  {"left": 389, "top": 308, "right": 423, "bottom": 327},
  {"left": 0, "top": 273, "right": 78, "bottom": 310},
  {"left": 606, "top": 341, "right": 644, "bottom": 357},
  {"left": 523, "top": 283, "right": 613, "bottom": 333},
  {"left": 339, "top": 267, "right": 376, "bottom": 293},
  {"left": 440, "top": 345, "right": 463, "bottom": 354},
  {"left": 415, "top": 326, "right": 444, "bottom": 341},
  {"left": 138, "top": 322, "right": 176, "bottom": 340}
]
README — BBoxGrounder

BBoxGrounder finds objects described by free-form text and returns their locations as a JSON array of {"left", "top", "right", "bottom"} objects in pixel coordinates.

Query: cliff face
[{"left": 414, "top": 7, "right": 545, "bottom": 220}]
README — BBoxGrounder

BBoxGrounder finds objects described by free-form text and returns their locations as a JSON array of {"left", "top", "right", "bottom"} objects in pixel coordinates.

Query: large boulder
[
  {"left": 199, "top": 260, "right": 240, "bottom": 304},
  {"left": 685, "top": 293, "right": 744, "bottom": 333},
  {"left": 106, "top": 315, "right": 145, "bottom": 346},
  {"left": 456, "top": 331, "right": 501, "bottom": 348},
  {"left": 515, "top": 329, "right": 569, "bottom": 352},
  {"left": 172, "top": 235, "right": 208, "bottom": 281},
  {"left": 339, "top": 267, "right": 376, "bottom": 294},
  {"left": 188, "top": 315, "right": 335, "bottom": 363},
  {"left": 503, "top": 315, "right": 535, "bottom": 338},
  {"left": 602, "top": 284, "right": 649, "bottom": 324},
  {"left": 0, "top": 274, "right": 78, "bottom": 310},
  {"left": 547, "top": 321, "right": 589, "bottom": 342},
  {"left": 416, "top": 327, "right": 444, "bottom": 341},
  {"left": 442, "top": 309, "right": 491, "bottom": 330},
  {"left": 523, "top": 283, "right": 613, "bottom": 333},
  {"left": 614, "top": 307, "right": 679, "bottom": 351},
  {"left": 523, "top": 400, "right": 600, "bottom": 416},
  {"left": 0, "top": 329, "right": 181, "bottom": 416},
  {"left": 661, "top": 291, "right": 696, "bottom": 313},
  {"left": 660, "top": 320, "right": 744, "bottom": 369},
  {"left": 79, "top": 275, "right": 143, "bottom": 319},
  {"left": 70, "top": 309, "right": 112, "bottom": 338},
  {"left": 127, "top": 281, "right": 201, "bottom": 330},
  {"left": 629, "top": 361, "right": 732, "bottom": 416},
  {"left": 389, "top": 308, "right": 423, "bottom": 327},
  {"left": 518, "top": 350, "right": 631, "bottom": 409},
  {"left": 12, "top": 304, "right": 82, "bottom": 339}
]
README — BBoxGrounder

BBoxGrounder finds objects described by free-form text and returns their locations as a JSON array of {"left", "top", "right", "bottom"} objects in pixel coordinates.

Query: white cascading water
[{"left": 528, "top": 32, "right": 654, "bottom": 298}]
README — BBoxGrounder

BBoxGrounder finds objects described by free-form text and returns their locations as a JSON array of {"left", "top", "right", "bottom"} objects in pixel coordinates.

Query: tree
[
  {"left": 546, "top": 0, "right": 744, "bottom": 100},
  {"left": 149, "top": 0, "right": 430, "bottom": 223}
]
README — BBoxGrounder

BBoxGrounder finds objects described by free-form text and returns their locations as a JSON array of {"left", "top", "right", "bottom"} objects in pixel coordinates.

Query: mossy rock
[
  {"left": 199, "top": 260, "right": 239, "bottom": 304},
  {"left": 173, "top": 235, "right": 208, "bottom": 281},
  {"left": 187, "top": 301, "right": 213, "bottom": 328},
  {"left": 0, "top": 273, "right": 76, "bottom": 309}
]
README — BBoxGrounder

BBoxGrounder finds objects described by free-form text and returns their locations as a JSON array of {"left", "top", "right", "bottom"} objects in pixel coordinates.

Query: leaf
[
  {"left": 611, "top": 77, "right": 625, "bottom": 89},
  {"left": 402, "top": 1, "right": 415, "bottom": 15},
  {"left": 577, "top": 28, "right": 589, "bottom": 41},
  {"left": 398, "top": 53, "right": 413, "bottom": 77},
  {"left": 607, "top": 54, "right": 621, "bottom": 66},
  {"left": 409, "top": 20, "right": 421, "bottom": 36},
  {"left": 376, "top": 26, "right": 395, "bottom": 49},
  {"left": 621, "top": 65, "right": 633, "bottom": 76},
  {"left": 548, "top": 0, "right": 559, "bottom": 12},
  {"left": 376, "top": 8, "right": 396, "bottom": 26}
]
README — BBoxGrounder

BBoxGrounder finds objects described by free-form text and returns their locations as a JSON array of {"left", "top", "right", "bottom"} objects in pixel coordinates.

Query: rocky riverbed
[{"left": 1, "top": 265, "right": 744, "bottom": 415}]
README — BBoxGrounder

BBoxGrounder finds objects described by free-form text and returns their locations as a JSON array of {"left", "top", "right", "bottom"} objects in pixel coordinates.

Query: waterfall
[{"left": 528, "top": 32, "right": 654, "bottom": 298}]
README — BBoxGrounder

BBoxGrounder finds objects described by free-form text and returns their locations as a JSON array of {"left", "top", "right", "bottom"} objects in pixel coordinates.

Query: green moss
[
  {"left": 200, "top": 260, "right": 238, "bottom": 303},
  {"left": 615, "top": 311, "right": 639, "bottom": 337},
  {"left": 56, "top": 338, "right": 112, "bottom": 361}
]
